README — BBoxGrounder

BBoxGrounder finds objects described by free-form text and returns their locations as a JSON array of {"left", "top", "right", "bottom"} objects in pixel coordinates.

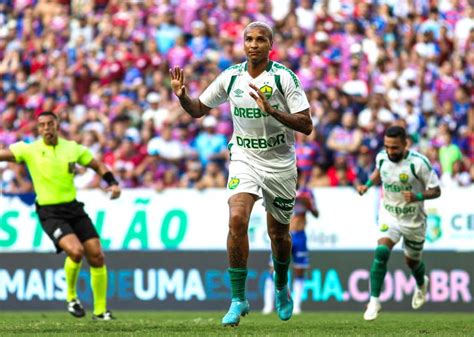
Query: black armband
[{"left": 102, "top": 171, "right": 119, "bottom": 186}]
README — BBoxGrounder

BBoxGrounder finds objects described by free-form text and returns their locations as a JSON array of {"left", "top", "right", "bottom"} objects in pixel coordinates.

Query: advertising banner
[
  {"left": 1, "top": 188, "right": 473, "bottom": 252},
  {"left": 0, "top": 251, "right": 472, "bottom": 311}
]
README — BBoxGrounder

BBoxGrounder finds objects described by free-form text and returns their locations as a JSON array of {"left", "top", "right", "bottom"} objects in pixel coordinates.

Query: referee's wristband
[
  {"left": 102, "top": 171, "right": 119, "bottom": 186},
  {"left": 415, "top": 192, "right": 424, "bottom": 201},
  {"left": 365, "top": 179, "right": 373, "bottom": 188}
]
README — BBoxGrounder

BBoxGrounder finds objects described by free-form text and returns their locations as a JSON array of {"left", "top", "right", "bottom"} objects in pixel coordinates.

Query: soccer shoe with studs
[
  {"left": 92, "top": 310, "right": 115, "bottom": 321},
  {"left": 67, "top": 299, "right": 85, "bottom": 318},
  {"left": 275, "top": 287, "right": 293, "bottom": 321},
  {"left": 412, "top": 275, "right": 429, "bottom": 310},
  {"left": 363, "top": 300, "right": 381, "bottom": 321},
  {"left": 222, "top": 298, "right": 250, "bottom": 327}
]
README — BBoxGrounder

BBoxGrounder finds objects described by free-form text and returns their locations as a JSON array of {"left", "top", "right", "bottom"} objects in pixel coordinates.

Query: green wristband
[
  {"left": 415, "top": 192, "right": 424, "bottom": 201},
  {"left": 365, "top": 179, "right": 373, "bottom": 188}
]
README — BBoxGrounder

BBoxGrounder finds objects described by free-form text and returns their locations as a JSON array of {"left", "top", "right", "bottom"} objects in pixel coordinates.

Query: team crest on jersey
[
  {"left": 399, "top": 173, "right": 409, "bottom": 183},
  {"left": 228, "top": 177, "right": 240, "bottom": 190},
  {"left": 259, "top": 85, "right": 273, "bottom": 99},
  {"left": 234, "top": 89, "right": 244, "bottom": 98},
  {"left": 379, "top": 224, "right": 389, "bottom": 232}
]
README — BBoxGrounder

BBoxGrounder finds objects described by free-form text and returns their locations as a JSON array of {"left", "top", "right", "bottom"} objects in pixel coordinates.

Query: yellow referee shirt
[{"left": 9, "top": 138, "right": 94, "bottom": 206}]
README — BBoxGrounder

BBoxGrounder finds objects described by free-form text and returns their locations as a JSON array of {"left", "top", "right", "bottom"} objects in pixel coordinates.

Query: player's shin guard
[
  {"left": 90, "top": 265, "right": 108, "bottom": 316},
  {"left": 293, "top": 277, "right": 304, "bottom": 313},
  {"left": 228, "top": 268, "right": 248, "bottom": 301},
  {"left": 370, "top": 245, "right": 391, "bottom": 297},
  {"left": 272, "top": 256, "right": 290, "bottom": 290},
  {"left": 411, "top": 261, "right": 426, "bottom": 287},
  {"left": 64, "top": 256, "right": 82, "bottom": 302}
]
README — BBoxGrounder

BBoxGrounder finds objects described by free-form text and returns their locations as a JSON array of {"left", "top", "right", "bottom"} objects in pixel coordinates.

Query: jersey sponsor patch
[
  {"left": 272, "top": 196, "right": 295, "bottom": 211},
  {"left": 233, "top": 104, "right": 279, "bottom": 119},
  {"left": 236, "top": 133, "right": 286, "bottom": 150},
  {"left": 383, "top": 182, "right": 413, "bottom": 192},
  {"left": 384, "top": 203, "right": 417, "bottom": 216}
]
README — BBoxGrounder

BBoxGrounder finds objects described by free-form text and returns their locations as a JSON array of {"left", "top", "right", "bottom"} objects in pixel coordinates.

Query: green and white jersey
[
  {"left": 376, "top": 150, "right": 440, "bottom": 227},
  {"left": 199, "top": 61, "right": 310, "bottom": 172}
]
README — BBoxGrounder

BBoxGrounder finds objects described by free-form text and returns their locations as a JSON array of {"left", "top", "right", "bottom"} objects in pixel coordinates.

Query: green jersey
[{"left": 9, "top": 138, "right": 94, "bottom": 205}]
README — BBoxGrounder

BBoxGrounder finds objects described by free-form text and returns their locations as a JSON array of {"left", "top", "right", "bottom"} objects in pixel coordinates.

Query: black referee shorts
[{"left": 35, "top": 200, "right": 99, "bottom": 253}]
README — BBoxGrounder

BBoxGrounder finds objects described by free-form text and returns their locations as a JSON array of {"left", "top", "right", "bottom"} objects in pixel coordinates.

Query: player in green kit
[
  {"left": 0, "top": 111, "right": 121, "bottom": 320},
  {"left": 170, "top": 21, "right": 312, "bottom": 326},
  {"left": 357, "top": 126, "right": 441, "bottom": 321}
]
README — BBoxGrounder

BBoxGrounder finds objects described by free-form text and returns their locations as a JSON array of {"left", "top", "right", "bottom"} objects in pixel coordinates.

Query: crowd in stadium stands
[{"left": 0, "top": 0, "right": 473, "bottom": 193}]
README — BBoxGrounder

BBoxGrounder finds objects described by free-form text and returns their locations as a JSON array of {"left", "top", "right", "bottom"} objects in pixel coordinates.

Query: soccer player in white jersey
[
  {"left": 357, "top": 126, "right": 441, "bottom": 321},
  {"left": 169, "top": 21, "right": 312, "bottom": 326}
]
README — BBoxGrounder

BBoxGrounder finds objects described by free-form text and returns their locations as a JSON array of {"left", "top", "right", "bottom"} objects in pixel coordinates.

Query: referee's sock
[
  {"left": 64, "top": 256, "right": 82, "bottom": 302},
  {"left": 90, "top": 265, "right": 108, "bottom": 315}
]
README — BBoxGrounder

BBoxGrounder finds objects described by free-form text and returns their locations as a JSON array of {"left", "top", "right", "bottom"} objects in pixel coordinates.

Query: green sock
[
  {"left": 370, "top": 245, "right": 391, "bottom": 297},
  {"left": 272, "top": 256, "right": 290, "bottom": 290},
  {"left": 64, "top": 257, "right": 82, "bottom": 302},
  {"left": 228, "top": 268, "right": 247, "bottom": 301},
  {"left": 412, "top": 261, "right": 426, "bottom": 287},
  {"left": 90, "top": 265, "right": 108, "bottom": 315}
]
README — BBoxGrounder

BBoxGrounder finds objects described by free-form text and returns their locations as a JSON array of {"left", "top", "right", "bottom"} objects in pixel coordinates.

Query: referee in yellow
[{"left": 0, "top": 111, "right": 121, "bottom": 320}]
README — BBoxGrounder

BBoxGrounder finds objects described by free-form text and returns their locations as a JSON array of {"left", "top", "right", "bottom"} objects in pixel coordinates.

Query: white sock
[
  {"left": 263, "top": 276, "right": 274, "bottom": 311},
  {"left": 370, "top": 296, "right": 380, "bottom": 304},
  {"left": 293, "top": 278, "right": 304, "bottom": 312}
]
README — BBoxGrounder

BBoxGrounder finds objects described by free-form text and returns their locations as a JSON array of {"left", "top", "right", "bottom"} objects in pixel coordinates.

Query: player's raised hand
[
  {"left": 169, "top": 66, "right": 186, "bottom": 98},
  {"left": 107, "top": 184, "right": 121, "bottom": 200},
  {"left": 356, "top": 185, "right": 368, "bottom": 196},
  {"left": 249, "top": 83, "right": 273, "bottom": 114}
]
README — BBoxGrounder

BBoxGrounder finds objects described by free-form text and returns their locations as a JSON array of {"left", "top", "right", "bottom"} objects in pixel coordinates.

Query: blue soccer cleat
[
  {"left": 222, "top": 298, "right": 250, "bottom": 327},
  {"left": 275, "top": 287, "right": 293, "bottom": 321}
]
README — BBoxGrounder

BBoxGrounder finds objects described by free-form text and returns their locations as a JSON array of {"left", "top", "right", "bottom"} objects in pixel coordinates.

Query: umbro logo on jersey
[{"left": 233, "top": 89, "right": 244, "bottom": 98}]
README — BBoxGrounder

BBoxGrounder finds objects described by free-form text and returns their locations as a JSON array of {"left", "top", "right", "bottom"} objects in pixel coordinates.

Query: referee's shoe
[
  {"left": 67, "top": 299, "right": 86, "bottom": 318},
  {"left": 92, "top": 310, "right": 116, "bottom": 321}
]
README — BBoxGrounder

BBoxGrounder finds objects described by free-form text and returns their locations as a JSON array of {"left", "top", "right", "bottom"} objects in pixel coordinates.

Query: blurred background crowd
[{"left": 0, "top": 0, "right": 473, "bottom": 194}]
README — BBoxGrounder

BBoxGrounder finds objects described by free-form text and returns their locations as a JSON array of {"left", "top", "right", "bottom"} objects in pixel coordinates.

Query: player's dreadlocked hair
[{"left": 243, "top": 21, "right": 273, "bottom": 43}]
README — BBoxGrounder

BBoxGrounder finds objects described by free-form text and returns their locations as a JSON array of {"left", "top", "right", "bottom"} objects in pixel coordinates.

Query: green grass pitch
[{"left": 0, "top": 311, "right": 472, "bottom": 337}]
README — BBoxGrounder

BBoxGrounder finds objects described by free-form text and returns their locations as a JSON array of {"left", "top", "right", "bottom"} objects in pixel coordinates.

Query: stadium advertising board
[
  {"left": 0, "top": 252, "right": 472, "bottom": 311},
  {"left": 1, "top": 188, "right": 473, "bottom": 252}
]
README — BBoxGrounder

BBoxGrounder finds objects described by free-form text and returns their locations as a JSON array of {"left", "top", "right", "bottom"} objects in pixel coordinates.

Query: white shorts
[
  {"left": 227, "top": 160, "right": 297, "bottom": 224},
  {"left": 377, "top": 212, "right": 426, "bottom": 260}
]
